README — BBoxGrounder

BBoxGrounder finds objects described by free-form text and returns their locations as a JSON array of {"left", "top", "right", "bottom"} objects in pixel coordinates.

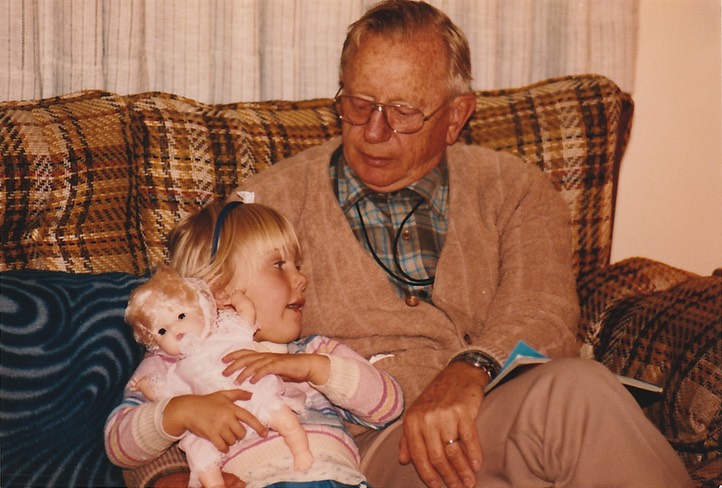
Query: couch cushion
[
  {"left": 2, "top": 75, "right": 631, "bottom": 278},
  {"left": 577, "top": 257, "right": 697, "bottom": 351},
  {"left": 128, "top": 93, "right": 341, "bottom": 272},
  {"left": 462, "top": 75, "right": 633, "bottom": 283},
  {"left": 0, "top": 91, "right": 148, "bottom": 274},
  {"left": 126, "top": 75, "right": 629, "bottom": 280},
  {"left": 591, "top": 274, "right": 722, "bottom": 479},
  {"left": 0, "top": 270, "right": 146, "bottom": 487}
]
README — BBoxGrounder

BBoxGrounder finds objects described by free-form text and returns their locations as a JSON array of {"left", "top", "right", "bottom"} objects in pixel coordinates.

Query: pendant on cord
[{"left": 355, "top": 197, "right": 435, "bottom": 288}]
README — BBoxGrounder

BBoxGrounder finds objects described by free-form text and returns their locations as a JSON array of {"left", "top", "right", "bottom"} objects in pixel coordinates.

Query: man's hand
[
  {"left": 399, "top": 361, "right": 489, "bottom": 488},
  {"left": 163, "top": 390, "right": 268, "bottom": 452}
]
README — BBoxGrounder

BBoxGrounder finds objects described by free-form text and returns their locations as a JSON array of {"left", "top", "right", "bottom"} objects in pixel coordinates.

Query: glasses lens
[
  {"left": 386, "top": 105, "right": 424, "bottom": 133},
  {"left": 337, "top": 96, "right": 372, "bottom": 125},
  {"left": 335, "top": 95, "right": 425, "bottom": 134}
]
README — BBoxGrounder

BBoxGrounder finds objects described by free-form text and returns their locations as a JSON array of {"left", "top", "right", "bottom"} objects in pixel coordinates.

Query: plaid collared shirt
[{"left": 331, "top": 147, "right": 448, "bottom": 302}]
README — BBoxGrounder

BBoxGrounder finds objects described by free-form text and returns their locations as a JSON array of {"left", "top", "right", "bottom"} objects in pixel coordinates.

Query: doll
[{"left": 125, "top": 265, "right": 312, "bottom": 488}]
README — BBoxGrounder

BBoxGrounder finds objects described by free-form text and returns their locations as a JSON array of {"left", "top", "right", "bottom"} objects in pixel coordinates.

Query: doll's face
[{"left": 150, "top": 304, "right": 207, "bottom": 356}]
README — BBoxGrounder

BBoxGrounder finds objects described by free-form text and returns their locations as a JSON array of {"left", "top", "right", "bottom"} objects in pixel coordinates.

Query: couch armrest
[
  {"left": 577, "top": 258, "right": 721, "bottom": 483},
  {"left": 577, "top": 257, "right": 698, "bottom": 351}
]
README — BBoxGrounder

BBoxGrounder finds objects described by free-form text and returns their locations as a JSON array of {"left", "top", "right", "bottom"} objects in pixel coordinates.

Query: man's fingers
[
  {"left": 458, "top": 419, "right": 483, "bottom": 473},
  {"left": 399, "top": 433, "right": 412, "bottom": 464},
  {"left": 444, "top": 440, "right": 476, "bottom": 488},
  {"left": 426, "top": 438, "right": 463, "bottom": 488},
  {"left": 402, "top": 422, "right": 445, "bottom": 488}
]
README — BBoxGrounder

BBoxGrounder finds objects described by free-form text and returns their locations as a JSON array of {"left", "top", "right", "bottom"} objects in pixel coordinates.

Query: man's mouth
[{"left": 361, "top": 152, "right": 391, "bottom": 168}]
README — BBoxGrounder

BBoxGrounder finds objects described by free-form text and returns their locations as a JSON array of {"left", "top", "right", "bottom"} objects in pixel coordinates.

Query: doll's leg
[
  {"left": 267, "top": 405, "right": 314, "bottom": 471},
  {"left": 196, "top": 469, "right": 226, "bottom": 488},
  {"left": 179, "top": 434, "right": 226, "bottom": 488}
]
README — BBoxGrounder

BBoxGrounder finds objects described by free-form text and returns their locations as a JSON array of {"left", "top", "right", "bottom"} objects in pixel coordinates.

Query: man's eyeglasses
[{"left": 333, "top": 89, "right": 448, "bottom": 134}]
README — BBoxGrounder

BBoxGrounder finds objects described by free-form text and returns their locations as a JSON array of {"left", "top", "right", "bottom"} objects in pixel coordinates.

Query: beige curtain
[{"left": 1, "top": 0, "right": 638, "bottom": 103}]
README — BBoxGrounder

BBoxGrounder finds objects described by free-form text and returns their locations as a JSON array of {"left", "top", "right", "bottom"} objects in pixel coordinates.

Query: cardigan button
[
  {"left": 405, "top": 295, "right": 420, "bottom": 307},
  {"left": 463, "top": 333, "right": 472, "bottom": 345},
  {"left": 401, "top": 229, "right": 411, "bottom": 241}
]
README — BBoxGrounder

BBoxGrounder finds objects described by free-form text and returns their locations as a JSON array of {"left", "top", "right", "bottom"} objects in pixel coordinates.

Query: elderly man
[
  {"left": 110, "top": 1, "right": 693, "bottom": 487},
  {"left": 233, "top": 1, "right": 692, "bottom": 486}
]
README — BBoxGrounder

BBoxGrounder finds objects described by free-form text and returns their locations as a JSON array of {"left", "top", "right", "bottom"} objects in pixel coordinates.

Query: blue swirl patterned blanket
[{"left": 0, "top": 270, "right": 147, "bottom": 487}]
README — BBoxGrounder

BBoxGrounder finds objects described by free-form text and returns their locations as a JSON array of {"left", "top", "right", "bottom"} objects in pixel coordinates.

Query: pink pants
[{"left": 358, "top": 358, "right": 693, "bottom": 487}]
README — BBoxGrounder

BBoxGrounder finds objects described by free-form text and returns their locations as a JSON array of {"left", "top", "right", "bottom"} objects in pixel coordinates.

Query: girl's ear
[{"left": 445, "top": 93, "right": 476, "bottom": 145}]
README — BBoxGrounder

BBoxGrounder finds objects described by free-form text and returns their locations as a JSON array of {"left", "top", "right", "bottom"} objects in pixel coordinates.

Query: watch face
[{"left": 453, "top": 352, "right": 499, "bottom": 379}]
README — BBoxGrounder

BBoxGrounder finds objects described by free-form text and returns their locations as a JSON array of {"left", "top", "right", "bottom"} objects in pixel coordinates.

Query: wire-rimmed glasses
[{"left": 333, "top": 89, "right": 448, "bottom": 134}]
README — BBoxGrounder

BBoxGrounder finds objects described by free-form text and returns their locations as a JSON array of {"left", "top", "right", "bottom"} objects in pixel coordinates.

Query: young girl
[
  {"left": 105, "top": 197, "right": 404, "bottom": 488},
  {"left": 124, "top": 265, "right": 313, "bottom": 488}
]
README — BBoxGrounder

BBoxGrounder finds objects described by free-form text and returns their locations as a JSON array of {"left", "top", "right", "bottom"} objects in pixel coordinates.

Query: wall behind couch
[{"left": 610, "top": 0, "right": 722, "bottom": 276}]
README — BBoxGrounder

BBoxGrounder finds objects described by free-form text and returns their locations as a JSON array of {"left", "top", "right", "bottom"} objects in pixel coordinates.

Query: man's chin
[{"left": 357, "top": 172, "right": 410, "bottom": 193}]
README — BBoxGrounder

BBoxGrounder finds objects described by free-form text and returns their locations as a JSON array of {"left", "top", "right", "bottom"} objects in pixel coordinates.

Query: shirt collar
[{"left": 332, "top": 146, "right": 447, "bottom": 217}]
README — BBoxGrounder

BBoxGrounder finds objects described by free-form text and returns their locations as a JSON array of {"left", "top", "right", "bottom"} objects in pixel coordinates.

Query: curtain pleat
[{"left": 0, "top": 0, "right": 638, "bottom": 103}]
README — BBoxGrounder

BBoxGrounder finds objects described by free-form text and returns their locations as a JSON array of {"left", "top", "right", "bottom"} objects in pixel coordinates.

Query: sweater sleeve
[
  {"left": 104, "top": 392, "right": 179, "bottom": 467},
  {"left": 476, "top": 153, "right": 580, "bottom": 362},
  {"left": 452, "top": 148, "right": 579, "bottom": 364},
  {"left": 297, "top": 335, "right": 404, "bottom": 429},
  {"left": 104, "top": 357, "right": 181, "bottom": 468}
]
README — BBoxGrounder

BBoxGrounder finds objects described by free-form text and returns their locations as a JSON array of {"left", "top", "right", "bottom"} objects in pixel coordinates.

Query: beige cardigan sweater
[{"left": 242, "top": 137, "right": 580, "bottom": 403}]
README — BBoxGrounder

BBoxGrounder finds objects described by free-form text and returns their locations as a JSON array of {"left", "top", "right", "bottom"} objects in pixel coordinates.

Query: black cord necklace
[{"left": 355, "top": 197, "right": 435, "bottom": 287}]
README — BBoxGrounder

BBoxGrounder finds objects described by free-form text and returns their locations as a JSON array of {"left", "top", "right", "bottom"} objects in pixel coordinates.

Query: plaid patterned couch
[{"left": 1, "top": 74, "right": 720, "bottom": 486}]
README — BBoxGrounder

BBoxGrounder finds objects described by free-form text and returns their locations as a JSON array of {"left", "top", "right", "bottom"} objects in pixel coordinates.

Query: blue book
[{"left": 484, "top": 340, "right": 663, "bottom": 401}]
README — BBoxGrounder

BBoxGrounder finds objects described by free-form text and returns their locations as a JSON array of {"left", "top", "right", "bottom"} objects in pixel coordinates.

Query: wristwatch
[{"left": 450, "top": 350, "right": 501, "bottom": 381}]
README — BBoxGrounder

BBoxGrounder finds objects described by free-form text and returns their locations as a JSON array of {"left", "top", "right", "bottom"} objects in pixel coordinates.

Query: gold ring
[{"left": 446, "top": 437, "right": 460, "bottom": 445}]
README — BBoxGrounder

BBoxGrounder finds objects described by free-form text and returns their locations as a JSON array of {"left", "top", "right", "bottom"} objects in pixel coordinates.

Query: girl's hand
[
  {"left": 222, "top": 350, "right": 330, "bottom": 386},
  {"left": 163, "top": 390, "right": 268, "bottom": 452}
]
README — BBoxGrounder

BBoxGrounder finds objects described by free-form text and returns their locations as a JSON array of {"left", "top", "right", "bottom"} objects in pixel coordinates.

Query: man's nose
[{"left": 364, "top": 106, "right": 394, "bottom": 141}]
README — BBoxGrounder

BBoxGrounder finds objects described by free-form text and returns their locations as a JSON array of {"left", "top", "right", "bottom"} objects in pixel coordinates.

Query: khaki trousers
[{"left": 358, "top": 358, "right": 692, "bottom": 488}]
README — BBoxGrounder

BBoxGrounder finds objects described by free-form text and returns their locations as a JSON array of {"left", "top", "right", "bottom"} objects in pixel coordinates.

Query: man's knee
[{"left": 530, "top": 358, "right": 628, "bottom": 408}]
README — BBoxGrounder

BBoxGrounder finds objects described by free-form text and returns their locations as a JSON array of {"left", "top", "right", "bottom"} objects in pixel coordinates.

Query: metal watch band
[{"left": 450, "top": 350, "right": 501, "bottom": 380}]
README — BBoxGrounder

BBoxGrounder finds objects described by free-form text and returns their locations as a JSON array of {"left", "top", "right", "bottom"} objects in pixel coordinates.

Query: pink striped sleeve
[
  {"left": 104, "top": 358, "right": 180, "bottom": 468},
  {"left": 305, "top": 336, "right": 404, "bottom": 427}
]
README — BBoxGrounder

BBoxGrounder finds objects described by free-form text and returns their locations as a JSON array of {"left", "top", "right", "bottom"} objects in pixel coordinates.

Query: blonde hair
[
  {"left": 340, "top": 0, "right": 472, "bottom": 96},
  {"left": 168, "top": 201, "right": 302, "bottom": 294},
  {"left": 125, "top": 265, "right": 208, "bottom": 351}
]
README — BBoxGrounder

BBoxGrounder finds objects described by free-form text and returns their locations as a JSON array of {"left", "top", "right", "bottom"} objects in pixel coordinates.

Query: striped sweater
[{"left": 105, "top": 335, "right": 403, "bottom": 487}]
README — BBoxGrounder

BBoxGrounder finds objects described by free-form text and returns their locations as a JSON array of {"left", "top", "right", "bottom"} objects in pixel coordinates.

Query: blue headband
[{"left": 210, "top": 201, "right": 244, "bottom": 258}]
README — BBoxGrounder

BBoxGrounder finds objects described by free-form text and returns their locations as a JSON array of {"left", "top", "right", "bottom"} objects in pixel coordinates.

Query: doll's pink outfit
[{"left": 131, "top": 309, "right": 306, "bottom": 486}]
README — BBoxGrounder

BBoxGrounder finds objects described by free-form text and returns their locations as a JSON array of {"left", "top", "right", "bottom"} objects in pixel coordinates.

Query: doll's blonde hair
[
  {"left": 168, "top": 201, "right": 302, "bottom": 294},
  {"left": 124, "top": 265, "right": 214, "bottom": 351}
]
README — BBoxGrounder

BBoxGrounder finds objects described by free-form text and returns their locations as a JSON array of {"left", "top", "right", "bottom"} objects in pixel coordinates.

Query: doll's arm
[
  {"left": 219, "top": 289, "right": 256, "bottom": 326},
  {"left": 128, "top": 355, "right": 172, "bottom": 402},
  {"left": 130, "top": 375, "right": 157, "bottom": 401}
]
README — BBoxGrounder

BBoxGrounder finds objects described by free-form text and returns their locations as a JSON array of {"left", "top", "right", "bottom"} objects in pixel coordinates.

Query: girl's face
[{"left": 227, "top": 248, "right": 307, "bottom": 343}]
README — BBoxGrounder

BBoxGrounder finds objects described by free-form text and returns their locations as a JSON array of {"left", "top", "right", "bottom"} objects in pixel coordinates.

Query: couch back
[{"left": 0, "top": 74, "right": 632, "bottom": 284}]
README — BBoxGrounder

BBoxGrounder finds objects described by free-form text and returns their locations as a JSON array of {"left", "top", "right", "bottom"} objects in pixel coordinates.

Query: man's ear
[{"left": 446, "top": 93, "right": 476, "bottom": 145}]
